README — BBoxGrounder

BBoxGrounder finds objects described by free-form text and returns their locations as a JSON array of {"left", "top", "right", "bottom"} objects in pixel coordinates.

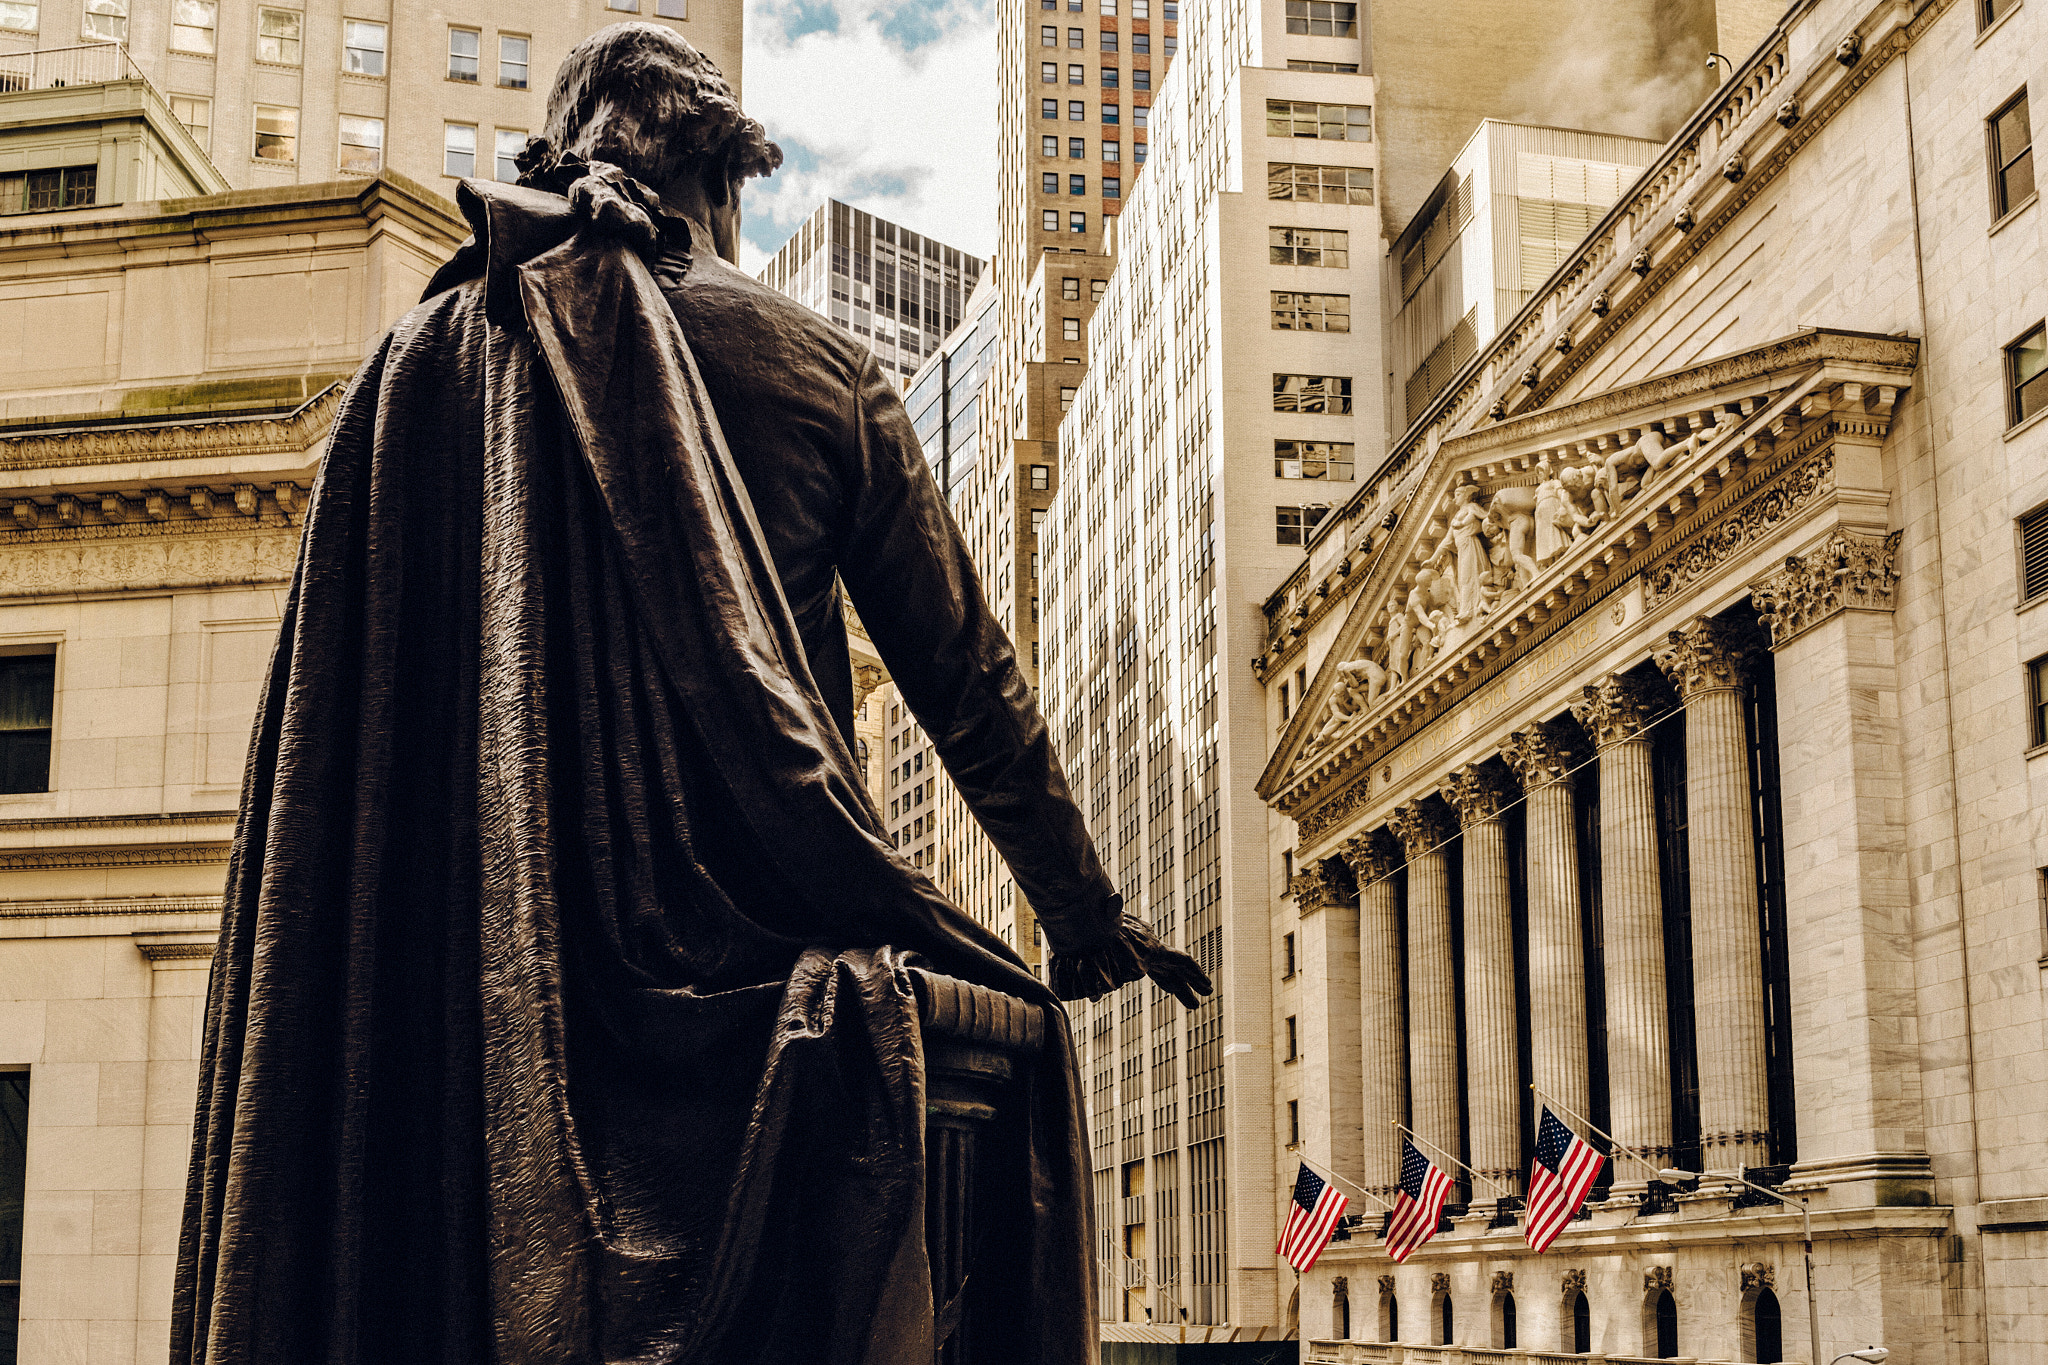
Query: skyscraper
[{"left": 755, "top": 198, "right": 985, "bottom": 385}]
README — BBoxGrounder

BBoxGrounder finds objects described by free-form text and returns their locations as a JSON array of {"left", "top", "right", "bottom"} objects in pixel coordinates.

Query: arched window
[
  {"left": 1333, "top": 1278, "right": 1350, "bottom": 1340},
  {"left": 1653, "top": 1289, "right": 1678, "bottom": 1358},
  {"left": 1437, "top": 1292, "right": 1455, "bottom": 1345},
  {"left": 1492, "top": 1291, "right": 1516, "bottom": 1349},
  {"left": 1750, "top": 1287, "right": 1782, "bottom": 1362},
  {"left": 1382, "top": 1289, "right": 1399, "bottom": 1342},
  {"left": 1571, "top": 1291, "right": 1591, "bottom": 1353}
]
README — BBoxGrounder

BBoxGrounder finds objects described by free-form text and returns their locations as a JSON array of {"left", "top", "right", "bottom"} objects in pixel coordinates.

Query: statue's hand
[
  {"left": 1047, "top": 911, "right": 1214, "bottom": 1009},
  {"left": 1142, "top": 939, "right": 1214, "bottom": 1010}
]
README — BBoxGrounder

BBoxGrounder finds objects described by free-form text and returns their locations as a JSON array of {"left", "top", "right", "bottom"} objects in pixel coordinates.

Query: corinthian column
[
  {"left": 1443, "top": 761, "right": 1521, "bottom": 1195},
  {"left": 1340, "top": 828, "right": 1406, "bottom": 1194},
  {"left": 1655, "top": 616, "right": 1772, "bottom": 1174},
  {"left": 1390, "top": 798, "right": 1461, "bottom": 1176},
  {"left": 1502, "top": 720, "right": 1590, "bottom": 1128},
  {"left": 1570, "top": 675, "right": 1673, "bottom": 1180}
]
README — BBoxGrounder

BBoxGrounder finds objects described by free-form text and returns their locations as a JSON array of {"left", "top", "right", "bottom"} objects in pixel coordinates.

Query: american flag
[
  {"left": 1524, "top": 1107, "right": 1606, "bottom": 1253},
  {"left": 1383, "top": 1137, "right": 1453, "bottom": 1263},
  {"left": 1276, "top": 1163, "right": 1349, "bottom": 1272}
]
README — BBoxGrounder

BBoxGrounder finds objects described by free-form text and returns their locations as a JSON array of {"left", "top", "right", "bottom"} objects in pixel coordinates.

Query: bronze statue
[{"left": 172, "top": 24, "right": 1207, "bottom": 1364}]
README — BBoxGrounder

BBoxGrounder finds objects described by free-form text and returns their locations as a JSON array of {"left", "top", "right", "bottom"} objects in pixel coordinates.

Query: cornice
[
  {"left": 0, "top": 383, "right": 341, "bottom": 475},
  {"left": 0, "top": 844, "right": 229, "bottom": 872},
  {"left": 0, "top": 894, "right": 222, "bottom": 919},
  {"left": 0, "top": 810, "right": 233, "bottom": 834}
]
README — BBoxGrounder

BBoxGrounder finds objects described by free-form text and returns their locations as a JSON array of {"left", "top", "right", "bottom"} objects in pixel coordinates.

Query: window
[
  {"left": 1102, "top": 0, "right": 1117, "bottom": 12},
  {"left": 1069, "top": 63, "right": 1085, "bottom": 84},
  {"left": 1043, "top": 171, "right": 1060, "bottom": 193},
  {"left": 1270, "top": 225, "right": 1350, "bottom": 267},
  {"left": 338, "top": 115, "right": 382, "bottom": 173},
  {"left": 496, "top": 129, "right": 527, "bottom": 181},
  {"left": 500, "top": 34, "right": 530, "bottom": 88},
  {"left": 1091, "top": 279, "right": 1106, "bottom": 300},
  {"left": 1102, "top": 103, "right": 1120, "bottom": 124},
  {"left": 1276, "top": 505, "right": 1330, "bottom": 545},
  {"left": 0, "top": 2, "right": 33, "bottom": 33},
  {"left": 1070, "top": 211, "right": 1086, "bottom": 232},
  {"left": 1282, "top": 932, "right": 1296, "bottom": 977},
  {"left": 1269, "top": 162, "right": 1375, "bottom": 204},
  {"left": 1043, "top": 209, "right": 1060, "bottom": 230},
  {"left": 1992, "top": 90, "right": 2034, "bottom": 219},
  {"left": 1059, "top": 386, "right": 1076, "bottom": 412},
  {"left": 1275, "top": 440, "right": 1354, "bottom": 481},
  {"left": 449, "top": 27, "right": 480, "bottom": 81},
  {"left": 1, "top": 1069, "right": 25, "bottom": 1344},
  {"left": 1133, "top": 32, "right": 1149, "bottom": 52},
  {"left": 2009, "top": 322, "right": 2047, "bottom": 427},
  {"left": 82, "top": 0, "right": 125, "bottom": 41},
  {"left": 253, "top": 104, "right": 297, "bottom": 161},
  {"left": 1164, "top": 34, "right": 1177, "bottom": 53},
  {"left": 1984, "top": 0, "right": 2020, "bottom": 26},
  {"left": 1287, "top": 1099, "right": 1300, "bottom": 1145},
  {"left": 1063, "top": 317, "right": 1080, "bottom": 340},
  {"left": 1651, "top": 1289, "right": 1677, "bottom": 1357},
  {"left": 1068, "top": 25, "right": 1084, "bottom": 45},
  {"left": 1134, "top": 105, "right": 1150, "bottom": 128},
  {"left": 1070, "top": 136, "right": 1087, "bottom": 157},
  {"left": 2030, "top": 654, "right": 2048, "bottom": 748},
  {"left": 656, "top": 0, "right": 686, "bottom": 15},
  {"left": 1104, "top": 140, "right": 1121, "bottom": 161},
  {"left": 1062, "top": 276, "right": 1080, "bottom": 300},
  {"left": 170, "top": 95, "right": 211, "bottom": 152},
  {"left": 1135, "top": 143, "right": 1147, "bottom": 165},
  {"left": 1284, "top": 1015, "right": 1298, "bottom": 1060},
  {"left": 1104, "top": 176, "right": 1121, "bottom": 197},
  {"left": 1031, "top": 510, "right": 1048, "bottom": 538},
  {"left": 1267, "top": 99, "right": 1372, "bottom": 142},
  {"left": 171, "top": 0, "right": 215, "bottom": 52},
  {"left": 1042, "top": 61, "right": 1058, "bottom": 82},
  {"left": 1285, "top": 0, "right": 1357, "bottom": 35},
  {"left": 1133, "top": 69, "right": 1150, "bottom": 90},
  {"left": 1043, "top": 135, "right": 1059, "bottom": 155},
  {"left": 1571, "top": 1292, "right": 1592, "bottom": 1353},
  {"left": 1043, "top": 99, "right": 1059, "bottom": 118},
  {"left": 1133, "top": 0, "right": 1148, "bottom": 13},
  {"left": 1030, "top": 464, "right": 1050, "bottom": 490},
  {"left": 0, "top": 654, "right": 54, "bottom": 792},
  {"left": 20, "top": 165, "right": 93, "bottom": 210},
  {"left": 1287, "top": 58, "right": 1360, "bottom": 72},
  {"left": 1163, "top": 1, "right": 1177, "bottom": 17},
  {"left": 1102, "top": 67, "right": 1120, "bottom": 88},
  {"left": 256, "top": 7, "right": 301, "bottom": 63},
  {"left": 1101, "top": 29, "right": 1117, "bottom": 50},
  {"left": 1273, "top": 373, "right": 1353, "bottom": 414},
  {"left": 608, "top": 0, "right": 638, "bottom": 8},
  {"left": 2021, "top": 503, "right": 2048, "bottom": 602},
  {"left": 1070, "top": 100, "right": 1087, "bottom": 120},
  {"left": 343, "top": 18, "right": 386, "bottom": 74},
  {"left": 444, "top": 122, "right": 477, "bottom": 178},
  {"left": 1271, "top": 290, "right": 1350, "bottom": 331},
  {"left": 1042, "top": 24, "right": 1057, "bottom": 43},
  {"left": 1070, "top": 173, "right": 1087, "bottom": 194}
]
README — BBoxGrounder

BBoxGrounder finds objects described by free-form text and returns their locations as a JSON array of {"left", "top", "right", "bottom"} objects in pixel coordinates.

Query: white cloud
[{"left": 737, "top": 0, "right": 998, "bottom": 275}]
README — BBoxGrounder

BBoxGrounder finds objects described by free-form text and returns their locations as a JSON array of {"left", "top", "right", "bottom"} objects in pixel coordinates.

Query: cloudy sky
[{"left": 737, "top": 0, "right": 999, "bottom": 275}]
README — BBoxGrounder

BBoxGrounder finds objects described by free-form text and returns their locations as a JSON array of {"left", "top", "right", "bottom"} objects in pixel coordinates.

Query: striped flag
[
  {"left": 1276, "top": 1163, "right": 1349, "bottom": 1272},
  {"left": 1524, "top": 1107, "right": 1606, "bottom": 1253},
  {"left": 1383, "top": 1137, "right": 1454, "bottom": 1263}
]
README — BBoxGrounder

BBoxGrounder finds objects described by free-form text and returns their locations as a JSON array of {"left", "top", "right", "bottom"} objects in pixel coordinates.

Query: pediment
[{"left": 1254, "top": 327, "right": 1919, "bottom": 816}]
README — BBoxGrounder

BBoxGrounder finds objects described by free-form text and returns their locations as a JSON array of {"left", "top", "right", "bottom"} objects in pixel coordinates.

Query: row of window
[
  {"left": 1040, "top": 136, "right": 1147, "bottom": 165},
  {"left": 1266, "top": 99, "right": 1371, "bottom": 143},
  {"left": 1040, "top": 99, "right": 1151, "bottom": 126},
  {"left": 1271, "top": 290, "right": 1349, "bottom": 331},
  {"left": 1269, "top": 161, "right": 1375, "bottom": 205},
  {"left": 1270, "top": 225, "right": 1348, "bottom": 267},
  {"left": 0, "top": 163, "right": 96, "bottom": 214},
  {"left": 1041, "top": 0, "right": 1176, "bottom": 15},
  {"left": 1038, "top": 62, "right": 1155, "bottom": 91},
  {"left": 1042, "top": 172, "right": 1124, "bottom": 197},
  {"left": 1039, "top": 25, "right": 1173, "bottom": 55},
  {"left": 1284, "top": 0, "right": 1358, "bottom": 36},
  {"left": 1057, "top": 277, "right": 1107, "bottom": 301},
  {"left": 169, "top": 98, "right": 528, "bottom": 179}
]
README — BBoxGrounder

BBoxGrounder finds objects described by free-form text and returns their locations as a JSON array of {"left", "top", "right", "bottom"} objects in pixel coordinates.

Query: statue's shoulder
[{"left": 671, "top": 256, "right": 871, "bottom": 385}]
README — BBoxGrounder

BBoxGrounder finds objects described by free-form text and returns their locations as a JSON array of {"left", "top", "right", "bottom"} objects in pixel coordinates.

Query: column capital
[
  {"left": 1289, "top": 856, "right": 1357, "bottom": 914},
  {"left": 1443, "top": 761, "right": 1517, "bottom": 827},
  {"left": 1748, "top": 527, "right": 1902, "bottom": 649},
  {"left": 1390, "top": 798, "right": 1457, "bottom": 859},
  {"left": 1570, "top": 673, "right": 1665, "bottom": 746},
  {"left": 1501, "top": 719, "right": 1587, "bottom": 790},
  {"left": 1652, "top": 615, "right": 1765, "bottom": 698},
  {"left": 1338, "top": 827, "right": 1402, "bottom": 884}
]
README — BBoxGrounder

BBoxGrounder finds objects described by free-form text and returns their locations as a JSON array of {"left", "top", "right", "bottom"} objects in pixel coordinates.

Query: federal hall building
[{"left": 1257, "top": 0, "right": 2046, "bottom": 1362}]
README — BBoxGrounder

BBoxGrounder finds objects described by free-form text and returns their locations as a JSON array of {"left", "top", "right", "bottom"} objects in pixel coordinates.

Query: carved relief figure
[
  {"left": 1484, "top": 484, "right": 1540, "bottom": 588},
  {"left": 1557, "top": 463, "right": 1607, "bottom": 537},
  {"left": 1429, "top": 482, "right": 1492, "bottom": 622},
  {"left": 1534, "top": 457, "right": 1570, "bottom": 564}
]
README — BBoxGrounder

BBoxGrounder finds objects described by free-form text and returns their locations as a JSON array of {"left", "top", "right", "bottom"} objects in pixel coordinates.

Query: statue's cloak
[{"left": 171, "top": 181, "right": 1100, "bottom": 1365}]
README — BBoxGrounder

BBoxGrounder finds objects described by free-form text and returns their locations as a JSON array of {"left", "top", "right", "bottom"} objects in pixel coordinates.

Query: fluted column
[
  {"left": 1570, "top": 675, "right": 1672, "bottom": 1182},
  {"left": 1654, "top": 616, "right": 1773, "bottom": 1174},
  {"left": 1443, "top": 761, "right": 1521, "bottom": 1195},
  {"left": 1341, "top": 828, "right": 1406, "bottom": 1195},
  {"left": 1390, "top": 798, "right": 1461, "bottom": 1175},
  {"left": 1291, "top": 857, "right": 1364, "bottom": 1189},
  {"left": 1502, "top": 720, "right": 1591, "bottom": 1127}
]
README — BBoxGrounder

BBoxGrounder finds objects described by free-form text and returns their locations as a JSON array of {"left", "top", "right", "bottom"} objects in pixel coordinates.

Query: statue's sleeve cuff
[{"left": 1046, "top": 902, "right": 1155, "bottom": 1002}]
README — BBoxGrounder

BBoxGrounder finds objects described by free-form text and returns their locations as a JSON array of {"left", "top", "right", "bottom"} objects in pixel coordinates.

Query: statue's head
[{"left": 520, "top": 23, "right": 781, "bottom": 253}]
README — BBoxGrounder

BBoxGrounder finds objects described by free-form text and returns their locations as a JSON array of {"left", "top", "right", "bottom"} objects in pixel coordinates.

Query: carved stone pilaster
[
  {"left": 1389, "top": 799, "right": 1457, "bottom": 860},
  {"left": 1501, "top": 720, "right": 1585, "bottom": 791},
  {"left": 1740, "top": 1261, "right": 1775, "bottom": 1293},
  {"left": 1492, "top": 1270, "right": 1515, "bottom": 1294},
  {"left": 1652, "top": 615, "right": 1764, "bottom": 698},
  {"left": 1569, "top": 673, "right": 1665, "bottom": 747},
  {"left": 1443, "top": 761, "right": 1517, "bottom": 828},
  {"left": 1430, "top": 1272, "right": 1451, "bottom": 1294},
  {"left": 1644, "top": 1265, "right": 1674, "bottom": 1293},
  {"left": 1749, "top": 528, "right": 1902, "bottom": 648},
  {"left": 1562, "top": 1268, "right": 1587, "bottom": 1296},
  {"left": 1338, "top": 827, "right": 1401, "bottom": 884},
  {"left": 1290, "top": 857, "right": 1357, "bottom": 914}
]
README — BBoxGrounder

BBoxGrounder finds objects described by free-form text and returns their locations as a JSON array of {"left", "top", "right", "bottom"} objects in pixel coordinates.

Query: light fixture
[
  {"left": 1657, "top": 1168, "right": 1698, "bottom": 1183},
  {"left": 1834, "top": 1351, "right": 1889, "bottom": 1365}
]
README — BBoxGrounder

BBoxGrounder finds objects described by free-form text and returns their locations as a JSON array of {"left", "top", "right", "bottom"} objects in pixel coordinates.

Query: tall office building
[
  {"left": 0, "top": 0, "right": 739, "bottom": 204},
  {"left": 755, "top": 199, "right": 985, "bottom": 384}
]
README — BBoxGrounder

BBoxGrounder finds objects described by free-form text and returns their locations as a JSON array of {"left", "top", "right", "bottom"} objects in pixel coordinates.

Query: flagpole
[
  {"left": 1292, "top": 1151, "right": 1396, "bottom": 1212},
  {"left": 1392, "top": 1121, "right": 1516, "bottom": 1201},
  {"left": 1527, "top": 1084, "right": 1667, "bottom": 1183}
]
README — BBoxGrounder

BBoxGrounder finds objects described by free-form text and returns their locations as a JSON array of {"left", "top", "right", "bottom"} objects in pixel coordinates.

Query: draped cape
[{"left": 171, "top": 179, "right": 1096, "bottom": 1365}]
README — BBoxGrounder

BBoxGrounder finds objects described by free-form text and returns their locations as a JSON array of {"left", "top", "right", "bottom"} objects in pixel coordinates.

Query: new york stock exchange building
[{"left": 1254, "top": 1, "right": 2046, "bottom": 1363}]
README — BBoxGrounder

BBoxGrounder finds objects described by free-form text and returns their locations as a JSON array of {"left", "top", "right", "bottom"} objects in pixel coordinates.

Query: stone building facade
[{"left": 1255, "top": 0, "right": 2047, "bottom": 1362}]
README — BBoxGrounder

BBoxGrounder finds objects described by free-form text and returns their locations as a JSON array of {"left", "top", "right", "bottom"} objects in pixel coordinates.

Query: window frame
[
  {"left": 1989, "top": 87, "right": 2034, "bottom": 222},
  {"left": 255, "top": 5, "right": 303, "bottom": 65},
  {"left": 0, "top": 650, "right": 57, "bottom": 794},
  {"left": 169, "top": 95, "right": 211, "bottom": 152},
  {"left": 443, "top": 121, "right": 478, "bottom": 178},
  {"left": 1981, "top": 0, "right": 2020, "bottom": 29},
  {"left": 2030, "top": 653, "right": 2048, "bottom": 749},
  {"left": 495, "top": 128, "right": 528, "bottom": 182},
  {"left": 448, "top": 26, "right": 481, "bottom": 83},
  {"left": 81, "top": 0, "right": 125, "bottom": 42},
  {"left": 252, "top": 103, "right": 298, "bottom": 163},
  {"left": 2019, "top": 500, "right": 2048, "bottom": 604},
  {"left": 1274, "top": 439, "right": 1356, "bottom": 481},
  {"left": 1270, "top": 289, "right": 1352, "bottom": 332},
  {"left": 337, "top": 113, "right": 383, "bottom": 173},
  {"left": 169, "top": 0, "right": 216, "bottom": 54},
  {"left": 1272, "top": 372, "right": 1354, "bottom": 414},
  {"left": 1270, "top": 225, "right": 1351, "bottom": 267},
  {"left": 499, "top": 33, "right": 531, "bottom": 89},
  {"left": 2006, "top": 321, "right": 2047, "bottom": 429},
  {"left": 0, "top": 1, "right": 37, "bottom": 36},
  {"left": 342, "top": 17, "right": 387, "bottom": 75}
]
